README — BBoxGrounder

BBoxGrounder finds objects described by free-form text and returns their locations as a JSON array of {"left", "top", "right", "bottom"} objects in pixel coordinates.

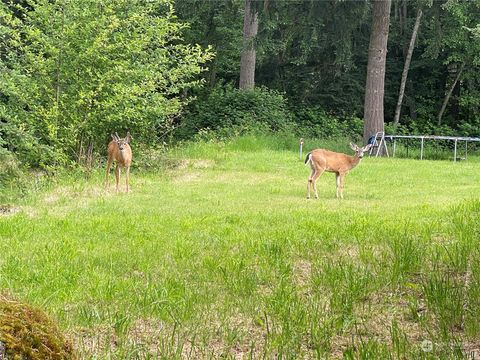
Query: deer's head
[
  {"left": 350, "top": 143, "right": 372, "bottom": 159},
  {"left": 111, "top": 132, "right": 132, "bottom": 152}
]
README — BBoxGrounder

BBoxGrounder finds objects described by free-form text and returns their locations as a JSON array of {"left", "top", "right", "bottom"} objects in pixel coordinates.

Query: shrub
[
  {"left": 177, "top": 85, "right": 294, "bottom": 139},
  {"left": 0, "top": 149, "right": 22, "bottom": 186},
  {"left": 293, "top": 106, "right": 363, "bottom": 141}
]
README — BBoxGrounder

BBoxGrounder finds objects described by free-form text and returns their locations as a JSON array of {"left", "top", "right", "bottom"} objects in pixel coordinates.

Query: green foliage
[
  {"left": 256, "top": 0, "right": 371, "bottom": 114},
  {"left": 0, "top": 0, "right": 212, "bottom": 168},
  {"left": 385, "top": 119, "right": 456, "bottom": 137},
  {"left": 177, "top": 87, "right": 364, "bottom": 143},
  {"left": 174, "top": 0, "right": 242, "bottom": 84},
  {"left": 174, "top": 0, "right": 480, "bottom": 135},
  {"left": 133, "top": 143, "right": 183, "bottom": 172},
  {"left": 177, "top": 85, "right": 294, "bottom": 139},
  {"left": 2, "top": 0, "right": 480, "bottom": 172},
  {"left": 0, "top": 294, "right": 75, "bottom": 359},
  {"left": 294, "top": 106, "right": 363, "bottom": 140},
  {"left": 0, "top": 148, "right": 23, "bottom": 188}
]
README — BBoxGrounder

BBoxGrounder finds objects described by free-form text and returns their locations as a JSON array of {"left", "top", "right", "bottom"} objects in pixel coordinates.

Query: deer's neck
[
  {"left": 116, "top": 147, "right": 130, "bottom": 164},
  {"left": 347, "top": 155, "right": 362, "bottom": 170}
]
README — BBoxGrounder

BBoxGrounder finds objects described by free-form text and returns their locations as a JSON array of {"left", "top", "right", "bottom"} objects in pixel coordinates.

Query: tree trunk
[
  {"left": 239, "top": 0, "right": 258, "bottom": 90},
  {"left": 393, "top": 8, "right": 422, "bottom": 125},
  {"left": 209, "top": 58, "right": 217, "bottom": 87},
  {"left": 363, "top": 0, "right": 392, "bottom": 145},
  {"left": 401, "top": 0, "right": 408, "bottom": 57},
  {"left": 437, "top": 62, "right": 465, "bottom": 126}
]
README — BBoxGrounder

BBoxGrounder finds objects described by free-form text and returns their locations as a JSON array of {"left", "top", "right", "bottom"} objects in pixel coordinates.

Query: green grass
[{"left": 2, "top": 135, "right": 480, "bottom": 359}]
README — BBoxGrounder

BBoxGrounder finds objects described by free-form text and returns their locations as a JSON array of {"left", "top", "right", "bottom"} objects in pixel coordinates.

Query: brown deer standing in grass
[
  {"left": 305, "top": 143, "right": 372, "bottom": 199},
  {"left": 105, "top": 132, "right": 133, "bottom": 192}
]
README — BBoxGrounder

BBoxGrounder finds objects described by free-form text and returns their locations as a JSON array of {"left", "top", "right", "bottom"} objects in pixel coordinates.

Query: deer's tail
[{"left": 304, "top": 152, "right": 312, "bottom": 165}]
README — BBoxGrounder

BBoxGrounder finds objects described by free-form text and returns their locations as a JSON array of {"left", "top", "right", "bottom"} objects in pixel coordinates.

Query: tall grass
[{"left": 1, "top": 135, "right": 480, "bottom": 358}]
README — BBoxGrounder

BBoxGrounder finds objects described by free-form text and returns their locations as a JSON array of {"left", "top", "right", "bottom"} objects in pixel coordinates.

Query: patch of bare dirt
[
  {"left": 71, "top": 325, "right": 117, "bottom": 359},
  {"left": 176, "top": 159, "right": 190, "bottom": 170},
  {"left": 71, "top": 314, "right": 266, "bottom": 359},
  {"left": 173, "top": 159, "right": 215, "bottom": 171},
  {"left": 328, "top": 290, "right": 430, "bottom": 358},
  {"left": 0, "top": 204, "right": 20, "bottom": 216},
  {"left": 173, "top": 172, "right": 201, "bottom": 183},
  {"left": 293, "top": 259, "right": 312, "bottom": 289},
  {"left": 191, "top": 159, "right": 215, "bottom": 169},
  {"left": 464, "top": 342, "right": 480, "bottom": 360},
  {"left": 44, "top": 185, "right": 113, "bottom": 205}
]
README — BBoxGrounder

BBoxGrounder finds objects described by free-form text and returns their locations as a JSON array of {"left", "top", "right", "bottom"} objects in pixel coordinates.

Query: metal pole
[
  {"left": 465, "top": 140, "right": 468, "bottom": 160},
  {"left": 454, "top": 139, "right": 457, "bottom": 162},
  {"left": 299, "top": 138, "right": 304, "bottom": 160},
  {"left": 420, "top": 137, "right": 424, "bottom": 160},
  {"left": 393, "top": 139, "right": 396, "bottom": 157}
]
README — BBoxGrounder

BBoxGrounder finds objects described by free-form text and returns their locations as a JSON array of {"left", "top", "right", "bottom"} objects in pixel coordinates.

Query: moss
[{"left": 0, "top": 294, "right": 75, "bottom": 360}]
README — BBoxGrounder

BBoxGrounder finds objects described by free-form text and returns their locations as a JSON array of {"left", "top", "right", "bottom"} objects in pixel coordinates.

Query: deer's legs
[
  {"left": 125, "top": 166, "right": 130, "bottom": 193},
  {"left": 115, "top": 165, "right": 120, "bottom": 192},
  {"left": 336, "top": 173, "right": 346, "bottom": 199},
  {"left": 307, "top": 168, "right": 322, "bottom": 199},
  {"left": 336, "top": 173, "right": 341, "bottom": 198},
  {"left": 306, "top": 168, "right": 325, "bottom": 199},
  {"left": 312, "top": 170, "right": 324, "bottom": 199},
  {"left": 307, "top": 169, "right": 316, "bottom": 199},
  {"left": 105, "top": 158, "right": 113, "bottom": 188}
]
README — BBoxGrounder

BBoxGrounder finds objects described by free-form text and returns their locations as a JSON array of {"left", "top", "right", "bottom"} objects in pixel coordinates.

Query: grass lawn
[{"left": 1, "top": 136, "right": 480, "bottom": 359}]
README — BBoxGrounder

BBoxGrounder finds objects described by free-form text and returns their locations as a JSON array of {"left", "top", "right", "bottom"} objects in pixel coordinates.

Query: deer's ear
[
  {"left": 125, "top": 132, "right": 132, "bottom": 143},
  {"left": 364, "top": 144, "right": 373, "bottom": 151},
  {"left": 350, "top": 143, "right": 358, "bottom": 151},
  {"left": 111, "top": 133, "right": 117, "bottom": 141}
]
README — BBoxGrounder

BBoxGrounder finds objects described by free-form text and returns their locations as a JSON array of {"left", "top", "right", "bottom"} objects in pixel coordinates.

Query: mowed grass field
[{"left": 1, "top": 136, "right": 480, "bottom": 359}]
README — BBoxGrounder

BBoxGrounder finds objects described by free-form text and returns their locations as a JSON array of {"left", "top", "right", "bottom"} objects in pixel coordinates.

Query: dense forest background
[{"left": 1, "top": 0, "right": 480, "bottom": 174}]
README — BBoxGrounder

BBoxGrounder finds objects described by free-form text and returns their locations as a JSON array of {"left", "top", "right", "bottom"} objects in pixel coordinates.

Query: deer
[
  {"left": 105, "top": 132, "right": 133, "bottom": 193},
  {"left": 305, "top": 143, "right": 372, "bottom": 199}
]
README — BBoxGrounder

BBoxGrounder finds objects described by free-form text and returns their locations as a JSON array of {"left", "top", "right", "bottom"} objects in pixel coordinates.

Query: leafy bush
[
  {"left": 0, "top": 147, "right": 56, "bottom": 203},
  {"left": 0, "top": 149, "right": 23, "bottom": 186},
  {"left": 133, "top": 143, "right": 185, "bottom": 172},
  {"left": 457, "top": 116, "right": 480, "bottom": 138},
  {"left": 178, "top": 87, "right": 365, "bottom": 144},
  {"left": 385, "top": 119, "right": 456, "bottom": 137},
  {"left": 294, "top": 106, "right": 363, "bottom": 140},
  {"left": 177, "top": 85, "right": 294, "bottom": 139}
]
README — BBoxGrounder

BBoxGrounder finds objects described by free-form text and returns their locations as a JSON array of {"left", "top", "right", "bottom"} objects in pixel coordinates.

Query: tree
[
  {"left": 239, "top": 0, "right": 258, "bottom": 89},
  {"left": 393, "top": 7, "right": 423, "bottom": 125},
  {"left": 174, "top": 0, "right": 243, "bottom": 87},
  {"left": 431, "top": 1, "right": 480, "bottom": 126},
  {"left": 437, "top": 61, "right": 465, "bottom": 125},
  {"left": 256, "top": 0, "right": 370, "bottom": 114},
  {"left": 0, "top": 0, "right": 213, "bottom": 167},
  {"left": 363, "top": 0, "right": 392, "bottom": 144}
]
